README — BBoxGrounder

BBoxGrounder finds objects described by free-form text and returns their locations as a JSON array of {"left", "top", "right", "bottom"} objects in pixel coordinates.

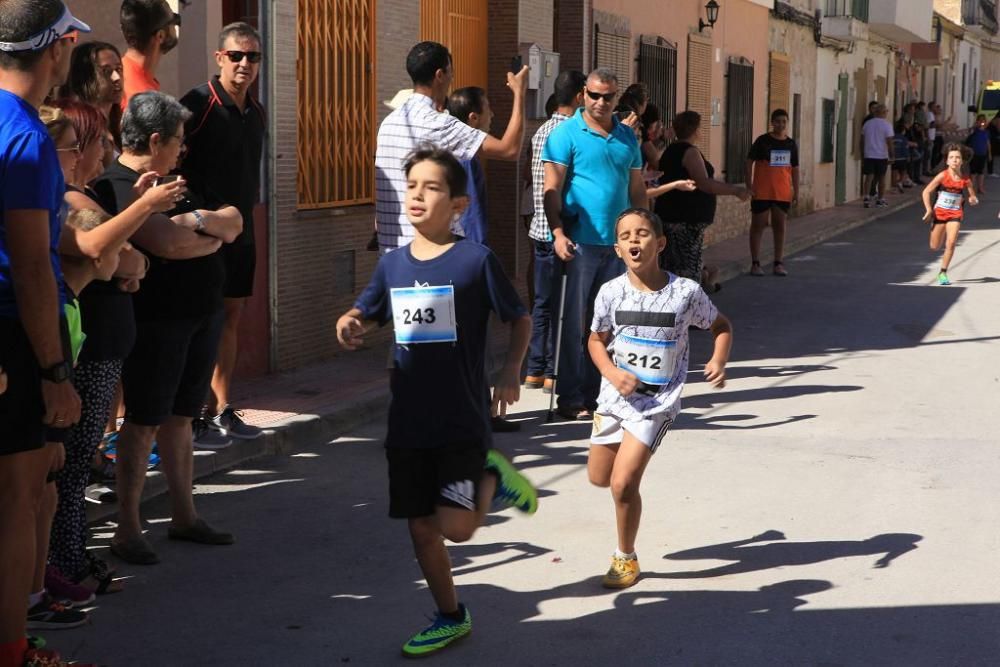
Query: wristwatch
[
  {"left": 191, "top": 209, "right": 206, "bottom": 233},
  {"left": 40, "top": 360, "right": 71, "bottom": 383}
]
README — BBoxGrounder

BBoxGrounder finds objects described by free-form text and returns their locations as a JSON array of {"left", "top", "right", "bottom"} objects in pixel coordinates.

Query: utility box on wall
[{"left": 520, "top": 43, "right": 560, "bottom": 119}]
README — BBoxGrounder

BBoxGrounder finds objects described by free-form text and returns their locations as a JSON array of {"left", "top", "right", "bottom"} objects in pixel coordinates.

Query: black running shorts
[{"left": 386, "top": 444, "right": 487, "bottom": 519}]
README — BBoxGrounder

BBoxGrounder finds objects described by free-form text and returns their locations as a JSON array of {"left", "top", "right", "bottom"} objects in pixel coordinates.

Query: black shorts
[
  {"left": 386, "top": 444, "right": 487, "bottom": 519},
  {"left": 750, "top": 199, "right": 791, "bottom": 215},
  {"left": 862, "top": 158, "right": 889, "bottom": 176},
  {"left": 891, "top": 160, "right": 908, "bottom": 173},
  {"left": 222, "top": 242, "right": 256, "bottom": 299},
  {"left": 0, "top": 318, "right": 46, "bottom": 455},
  {"left": 970, "top": 155, "right": 988, "bottom": 175},
  {"left": 122, "top": 310, "right": 225, "bottom": 426}
]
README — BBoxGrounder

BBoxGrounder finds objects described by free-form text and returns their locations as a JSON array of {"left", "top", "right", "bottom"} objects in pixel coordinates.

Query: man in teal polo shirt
[{"left": 542, "top": 67, "right": 645, "bottom": 420}]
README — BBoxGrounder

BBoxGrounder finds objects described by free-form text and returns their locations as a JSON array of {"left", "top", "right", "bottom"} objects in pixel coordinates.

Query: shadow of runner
[{"left": 662, "top": 530, "right": 923, "bottom": 578}]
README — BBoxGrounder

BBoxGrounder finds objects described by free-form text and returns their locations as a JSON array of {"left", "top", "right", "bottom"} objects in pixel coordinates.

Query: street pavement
[{"left": 62, "top": 191, "right": 1000, "bottom": 666}]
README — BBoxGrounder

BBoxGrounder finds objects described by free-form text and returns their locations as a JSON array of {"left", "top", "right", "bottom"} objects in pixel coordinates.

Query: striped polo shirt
[{"left": 374, "top": 93, "right": 487, "bottom": 253}]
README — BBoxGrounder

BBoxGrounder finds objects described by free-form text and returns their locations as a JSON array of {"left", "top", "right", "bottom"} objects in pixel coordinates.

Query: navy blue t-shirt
[
  {"left": 457, "top": 157, "right": 487, "bottom": 244},
  {"left": 968, "top": 128, "right": 990, "bottom": 156},
  {"left": 0, "top": 90, "right": 66, "bottom": 319},
  {"left": 355, "top": 239, "right": 526, "bottom": 449}
]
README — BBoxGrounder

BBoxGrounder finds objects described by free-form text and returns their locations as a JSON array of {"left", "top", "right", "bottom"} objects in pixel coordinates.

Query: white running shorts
[{"left": 590, "top": 410, "right": 673, "bottom": 453}]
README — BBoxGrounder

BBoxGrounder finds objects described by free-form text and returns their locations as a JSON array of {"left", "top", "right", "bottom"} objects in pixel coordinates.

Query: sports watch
[{"left": 40, "top": 360, "right": 71, "bottom": 383}]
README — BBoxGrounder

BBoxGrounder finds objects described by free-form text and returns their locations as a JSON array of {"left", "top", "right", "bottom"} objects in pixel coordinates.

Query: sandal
[
  {"left": 773, "top": 261, "right": 788, "bottom": 277},
  {"left": 750, "top": 261, "right": 764, "bottom": 277}
]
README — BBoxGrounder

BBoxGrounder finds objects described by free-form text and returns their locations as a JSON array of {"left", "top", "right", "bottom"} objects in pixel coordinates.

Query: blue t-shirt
[
  {"left": 968, "top": 128, "right": 990, "bottom": 156},
  {"left": 892, "top": 133, "right": 910, "bottom": 161},
  {"left": 541, "top": 108, "right": 642, "bottom": 246},
  {"left": 458, "top": 156, "right": 487, "bottom": 244},
  {"left": 354, "top": 239, "right": 526, "bottom": 449},
  {"left": 0, "top": 90, "right": 66, "bottom": 319}
]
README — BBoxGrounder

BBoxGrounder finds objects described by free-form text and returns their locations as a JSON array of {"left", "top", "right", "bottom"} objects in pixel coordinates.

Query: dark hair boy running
[{"left": 335, "top": 146, "right": 538, "bottom": 658}]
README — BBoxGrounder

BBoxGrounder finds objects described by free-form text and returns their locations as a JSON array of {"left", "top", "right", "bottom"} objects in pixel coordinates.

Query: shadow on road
[{"left": 661, "top": 530, "right": 923, "bottom": 578}]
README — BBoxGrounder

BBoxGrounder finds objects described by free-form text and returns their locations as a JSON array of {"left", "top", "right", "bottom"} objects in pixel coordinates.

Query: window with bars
[
  {"left": 725, "top": 60, "right": 754, "bottom": 184},
  {"left": 420, "top": 0, "right": 489, "bottom": 89},
  {"left": 297, "top": 0, "right": 375, "bottom": 209},
  {"left": 594, "top": 25, "right": 631, "bottom": 87},
  {"left": 821, "top": 98, "right": 835, "bottom": 163},
  {"left": 638, "top": 38, "right": 677, "bottom": 125}
]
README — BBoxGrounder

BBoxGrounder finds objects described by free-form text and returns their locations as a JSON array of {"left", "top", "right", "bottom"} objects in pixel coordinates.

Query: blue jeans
[
  {"left": 527, "top": 240, "right": 557, "bottom": 377},
  {"left": 556, "top": 243, "right": 625, "bottom": 409}
]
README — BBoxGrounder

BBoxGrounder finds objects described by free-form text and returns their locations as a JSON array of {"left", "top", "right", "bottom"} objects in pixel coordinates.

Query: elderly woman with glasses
[
  {"left": 39, "top": 99, "right": 184, "bottom": 598},
  {"left": 90, "top": 91, "right": 242, "bottom": 565}
]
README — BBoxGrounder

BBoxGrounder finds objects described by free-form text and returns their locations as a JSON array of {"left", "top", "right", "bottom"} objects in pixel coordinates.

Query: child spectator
[{"left": 445, "top": 86, "right": 492, "bottom": 245}]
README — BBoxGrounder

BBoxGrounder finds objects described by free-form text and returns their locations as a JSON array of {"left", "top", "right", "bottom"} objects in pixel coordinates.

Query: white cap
[
  {"left": 0, "top": 6, "right": 92, "bottom": 53},
  {"left": 384, "top": 89, "right": 414, "bottom": 110}
]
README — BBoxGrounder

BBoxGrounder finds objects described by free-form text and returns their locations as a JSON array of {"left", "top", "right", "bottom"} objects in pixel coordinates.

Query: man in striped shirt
[
  {"left": 523, "top": 70, "right": 586, "bottom": 392},
  {"left": 375, "top": 41, "right": 528, "bottom": 253}
]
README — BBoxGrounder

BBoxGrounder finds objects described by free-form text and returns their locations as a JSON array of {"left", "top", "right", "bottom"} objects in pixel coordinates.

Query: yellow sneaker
[{"left": 602, "top": 554, "right": 640, "bottom": 588}]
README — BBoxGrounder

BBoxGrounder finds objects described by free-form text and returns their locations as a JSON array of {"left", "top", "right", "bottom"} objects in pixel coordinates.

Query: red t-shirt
[
  {"left": 933, "top": 170, "right": 970, "bottom": 221},
  {"left": 121, "top": 53, "right": 160, "bottom": 111}
]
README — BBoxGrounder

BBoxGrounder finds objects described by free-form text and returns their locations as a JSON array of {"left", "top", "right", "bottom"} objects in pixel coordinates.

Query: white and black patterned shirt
[
  {"left": 374, "top": 93, "right": 487, "bottom": 253},
  {"left": 527, "top": 112, "right": 571, "bottom": 242},
  {"left": 591, "top": 273, "right": 719, "bottom": 420}
]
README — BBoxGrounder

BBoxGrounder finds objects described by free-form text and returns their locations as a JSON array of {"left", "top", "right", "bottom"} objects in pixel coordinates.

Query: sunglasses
[
  {"left": 585, "top": 88, "right": 617, "bottom": 103},
  {"left": 56, "top": 142, "right": 81, "bottom": 154},
  {"left": 59, "top": 30, "right": 79, "bottom": 45},
  {"left": 222, "top": 50, "right": 262, "bottom": 64}
]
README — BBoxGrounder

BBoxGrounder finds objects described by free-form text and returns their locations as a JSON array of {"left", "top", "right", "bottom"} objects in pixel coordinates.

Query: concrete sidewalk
[{"left": 87, "top": 189, "right": 921, "bottom": 522}]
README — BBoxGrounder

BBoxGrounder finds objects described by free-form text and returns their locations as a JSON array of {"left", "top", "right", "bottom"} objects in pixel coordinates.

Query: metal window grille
[
  {"left": 296, "top": 0, "right": 375, "bottom": 209},
  {"left": 725, "top": 60, "right": 754, "bottom": 184},
  {"left": 821, "top": 98, "right": 835, "bottom": 163},
  {"left": 638, "top": 38, "right": 677, "bottom": 125},
  {"left": 594, "top": 25, "right": 631, "bottom": 87},
  {"left": 420, "top": 0, "right": 489, "bottom": 89}
]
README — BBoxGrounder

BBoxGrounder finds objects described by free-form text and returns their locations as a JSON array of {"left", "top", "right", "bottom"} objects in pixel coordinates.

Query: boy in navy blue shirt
[{"left": 336, "top": 146, "right": 536, "bottom": 657}]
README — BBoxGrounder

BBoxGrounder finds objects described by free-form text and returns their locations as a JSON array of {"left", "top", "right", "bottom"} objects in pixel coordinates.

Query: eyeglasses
[
  {"left": 222, "top": 50, "right": 262, "bottom": 64},
  {"left": 56, "top": 142, "right": 80, "bottom": 154},
  {"left": 585, "top": 88, "right": 617, "bottom": 103}
]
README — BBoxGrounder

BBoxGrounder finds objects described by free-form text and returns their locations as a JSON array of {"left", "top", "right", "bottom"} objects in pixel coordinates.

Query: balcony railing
[{"left": 825, "top": 0, "right": 869, "bottom": 22}]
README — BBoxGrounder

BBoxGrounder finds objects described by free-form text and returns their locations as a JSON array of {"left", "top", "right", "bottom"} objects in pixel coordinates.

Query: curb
[
  {"left": 86, "top": 387, "right": 389, "bottom": 524},
  {"left": 87, "top": 196, "right": 918, "bottom": 523}
]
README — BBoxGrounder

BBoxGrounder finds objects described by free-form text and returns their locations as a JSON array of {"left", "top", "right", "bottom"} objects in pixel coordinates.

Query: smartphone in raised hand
[{"left": 510, "top": 55, "right": 522, "bottom": 74}]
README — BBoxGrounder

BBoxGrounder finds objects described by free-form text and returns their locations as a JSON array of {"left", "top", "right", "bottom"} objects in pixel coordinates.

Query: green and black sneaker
[
  {"left": 402, "top": 605, "right": 472, "bottom": 658},
  {"left": 486, "top": 449, "right": 538, "bottom": 514}
]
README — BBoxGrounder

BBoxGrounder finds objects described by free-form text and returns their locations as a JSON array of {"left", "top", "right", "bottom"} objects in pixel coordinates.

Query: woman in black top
[
  {"left": 654, "top": 111, "right": 750, "bottom": 289},
  {"left": 46, "top": 99, "right": 181, "bottom": 594}
]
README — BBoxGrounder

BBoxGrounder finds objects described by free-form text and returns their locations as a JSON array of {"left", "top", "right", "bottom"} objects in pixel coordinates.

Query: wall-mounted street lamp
[{"left": 699, "top": 0, "right": 720, "bottom": 32}]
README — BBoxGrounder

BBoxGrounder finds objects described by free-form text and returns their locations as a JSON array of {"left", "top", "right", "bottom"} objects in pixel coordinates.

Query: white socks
[{"left": 614, "top": 549, "right": 637, "bottom": 561}]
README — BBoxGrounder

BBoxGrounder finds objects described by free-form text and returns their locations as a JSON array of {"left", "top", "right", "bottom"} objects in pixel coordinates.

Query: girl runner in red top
[{"left": 921, "top": 143, "right": 978, "bottom": 285}]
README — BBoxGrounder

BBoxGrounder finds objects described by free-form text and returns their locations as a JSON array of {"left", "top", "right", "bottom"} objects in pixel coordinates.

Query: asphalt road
[{"left": 61, "top": 191, "right": 1000, "bottom": 666}]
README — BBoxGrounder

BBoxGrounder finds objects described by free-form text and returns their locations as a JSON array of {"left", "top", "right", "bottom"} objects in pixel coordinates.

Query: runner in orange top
[
  {"left": 921, "top": 143, "right": 978, "bottom": 285},
  {"left": 747, "top": 108, "right": 800, "bottom": 277}
]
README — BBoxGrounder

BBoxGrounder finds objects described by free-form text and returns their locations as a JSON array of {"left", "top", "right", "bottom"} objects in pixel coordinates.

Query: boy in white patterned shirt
[{"left": 587, "top": 208, "right": 732, "bottom": 588}]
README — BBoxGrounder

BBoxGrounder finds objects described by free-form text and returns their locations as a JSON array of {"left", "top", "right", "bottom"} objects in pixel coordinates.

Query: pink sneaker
[{"left": 44, "top": 565, "right": 95, "bottom": 608}]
